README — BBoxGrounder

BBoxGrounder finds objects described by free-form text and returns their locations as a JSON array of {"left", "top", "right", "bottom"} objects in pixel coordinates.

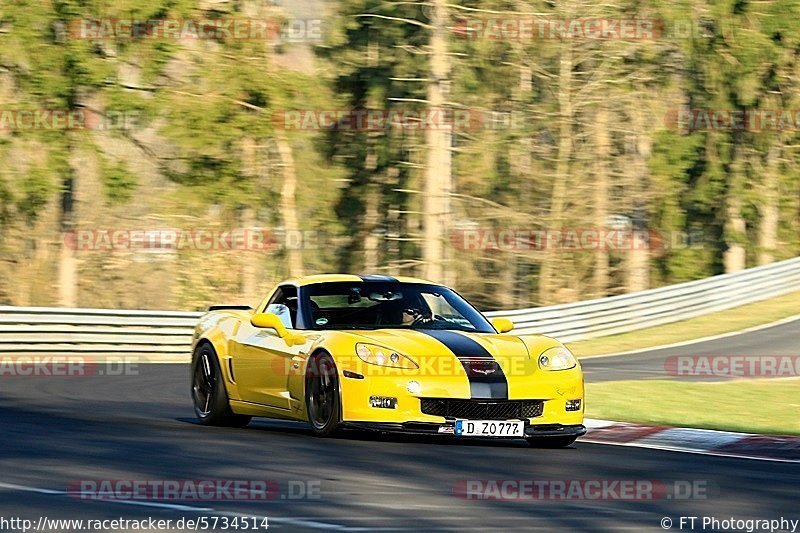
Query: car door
[{"left": 232, "top": 286, "right": 302, "bottom": 410}]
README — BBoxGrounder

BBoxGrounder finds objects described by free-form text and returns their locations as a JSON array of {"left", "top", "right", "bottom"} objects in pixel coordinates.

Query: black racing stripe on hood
[
  {"left": 358, "top": 274, "right": 398, "bottom": 282},
  {"left": 418, "top": 329, "right": 508, "bottom": 400}
]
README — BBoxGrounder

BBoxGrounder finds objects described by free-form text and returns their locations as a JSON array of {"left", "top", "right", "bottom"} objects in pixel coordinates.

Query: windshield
[{"left": 302, "top": 282, "right": 495, "bottom": 333}]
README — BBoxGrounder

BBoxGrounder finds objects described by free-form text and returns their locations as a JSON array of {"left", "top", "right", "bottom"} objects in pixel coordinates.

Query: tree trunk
[
  {"left": 385, "top": 167, "right": 401, "bottom": 275},
  {"left": 240, "top": 137, "right": 258, "bottom": 297},
  {"left": 724, "top": 152, "right": 746, "bottom": 273},
  {"left": 58, "top": 174, "right": 77, "bottom": 307},
  {"left": 626, "top": 244, "right": 649, "bottom": 293},
  {"left": 58, "top": 243, "right": 77, "bottom": 307},
  {"left": 275, "top": 132, "right": 304, "bottom": 278},
  {"left": 422, "top": 0, "right": 451, "bottom": 284},
  {"left": 593, "top": 104, "right": 610, "bottom": 297},
  {"left": 758, "top": 145, "right": 780, "bottom": 265},
  {"left": 626, "top": 105, "right": 651, "bottom": 293},
  {"left": 538, "top": 45, "right": 572, "bottom": 304},
  {"left": 724, "top": 203, "right": 747, "bottom": 272},
  {"left": 498, "top": 257, "right": 517, "bottom": 309},
  {"left": 363, "top": 181, "right": 380, "bottom": 273},
  {"left": 494, "top": 59, "right": 533, "bottom": 307},
  {"left": 239, "top": 205, "right": 258, "bottom": 298}
]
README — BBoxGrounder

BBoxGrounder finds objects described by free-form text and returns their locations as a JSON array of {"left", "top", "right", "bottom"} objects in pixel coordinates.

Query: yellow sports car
[{"left": 191, "top": 275, "right": 585, "bottom": 447}]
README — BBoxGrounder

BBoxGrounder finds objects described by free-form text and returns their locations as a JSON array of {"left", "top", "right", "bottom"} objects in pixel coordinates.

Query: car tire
[
  {"left": 192, "top": 343, "right": 251, "bottom": 427},
  {"left": 305, "top": 351, "right": 341, "bottom": 437},
  {"left": 526, "top": 436, "right": 578, "bottom": 448}
]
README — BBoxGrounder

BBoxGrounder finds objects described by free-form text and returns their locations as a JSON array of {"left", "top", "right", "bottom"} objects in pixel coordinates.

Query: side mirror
[
  {"left": 491, "top": 317, "right": 514, "bottom": 333},
  {"left": 250, "top": 313, "right": 306, "bottom": 346}
]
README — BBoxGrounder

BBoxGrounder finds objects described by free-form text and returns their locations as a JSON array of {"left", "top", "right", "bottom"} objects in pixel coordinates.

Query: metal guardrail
[
  {"left": 0, "top": 307, "right": 202, "bottom": 357},
  {"left": 485, "top": 256, "right": 800, "bottom": 341},
  {"left": 1, "top": 256, "right": 798, "bottom": 357}
]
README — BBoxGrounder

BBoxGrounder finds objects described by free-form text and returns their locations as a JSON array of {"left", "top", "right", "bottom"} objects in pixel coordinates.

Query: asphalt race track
[
  {"left": 2, "top": 321, "right": 799, "bottom": 531},
  {"left": 581, "top": 316, "right": 800, "bottom": 382}
]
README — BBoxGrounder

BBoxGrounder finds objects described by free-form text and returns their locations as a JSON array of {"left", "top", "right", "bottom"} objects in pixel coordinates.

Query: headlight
[
  {"left": 355, "top": 343, "right": 418, "bottom": 369},
  {"left": 538, "top": 346, "right": 577, "bottom": 371}
]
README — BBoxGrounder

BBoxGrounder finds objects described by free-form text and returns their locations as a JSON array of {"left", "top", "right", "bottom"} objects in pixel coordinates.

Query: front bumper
[
  {"left": 341, "top": 421, "right": 587, "bottom": 439},
  {"left": 338, "top": 366, "right": 585, "bottom": 428}
]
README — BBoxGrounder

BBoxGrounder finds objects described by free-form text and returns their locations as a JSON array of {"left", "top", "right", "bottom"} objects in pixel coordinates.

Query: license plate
[{"left": 455, "top": 420, "right": 525, "bottom": 437}]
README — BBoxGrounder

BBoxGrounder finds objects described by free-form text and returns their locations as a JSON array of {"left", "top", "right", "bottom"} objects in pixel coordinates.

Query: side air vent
[{"left": 228, "top": 358, "right": 236, "bottom": 383}]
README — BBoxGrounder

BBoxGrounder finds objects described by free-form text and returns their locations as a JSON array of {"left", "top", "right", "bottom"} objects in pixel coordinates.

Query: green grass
[
  {"left": 586, "top": 379, "right": 800, "bottom": 436},
  {"left": 568, "top": 290, "right": 800, "bottom": 358}
]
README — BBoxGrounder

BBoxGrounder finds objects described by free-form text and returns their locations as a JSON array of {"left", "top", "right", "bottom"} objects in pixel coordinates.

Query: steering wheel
[{"left": 407, "top": 308, "right": 446, "bottom": 327}]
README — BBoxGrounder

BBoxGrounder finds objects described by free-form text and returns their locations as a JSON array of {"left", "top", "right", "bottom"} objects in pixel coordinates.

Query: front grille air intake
[{"left": 420, "top": 398, "right": 543, "bottom": 420}]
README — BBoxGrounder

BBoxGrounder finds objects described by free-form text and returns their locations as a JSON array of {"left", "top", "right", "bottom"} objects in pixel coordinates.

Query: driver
[
  {"left": 402, "top": 307, "right": 433, "bottom": 326},
  {"left": 401, "top": 308, "right": 417, "bottom": 325},
  {"left": 379, "top": 299, "right": 428, "bottom": 326}
]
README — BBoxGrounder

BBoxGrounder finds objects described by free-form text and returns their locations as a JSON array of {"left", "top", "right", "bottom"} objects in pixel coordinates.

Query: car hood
[{"left": 340, "top": 328, "right": 548, "bottom": 365}]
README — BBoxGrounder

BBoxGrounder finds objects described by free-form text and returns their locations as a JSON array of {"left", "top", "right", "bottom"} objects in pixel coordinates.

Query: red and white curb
[{"left": 582, "top": 419, "right": 800, "bottom": 463}]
